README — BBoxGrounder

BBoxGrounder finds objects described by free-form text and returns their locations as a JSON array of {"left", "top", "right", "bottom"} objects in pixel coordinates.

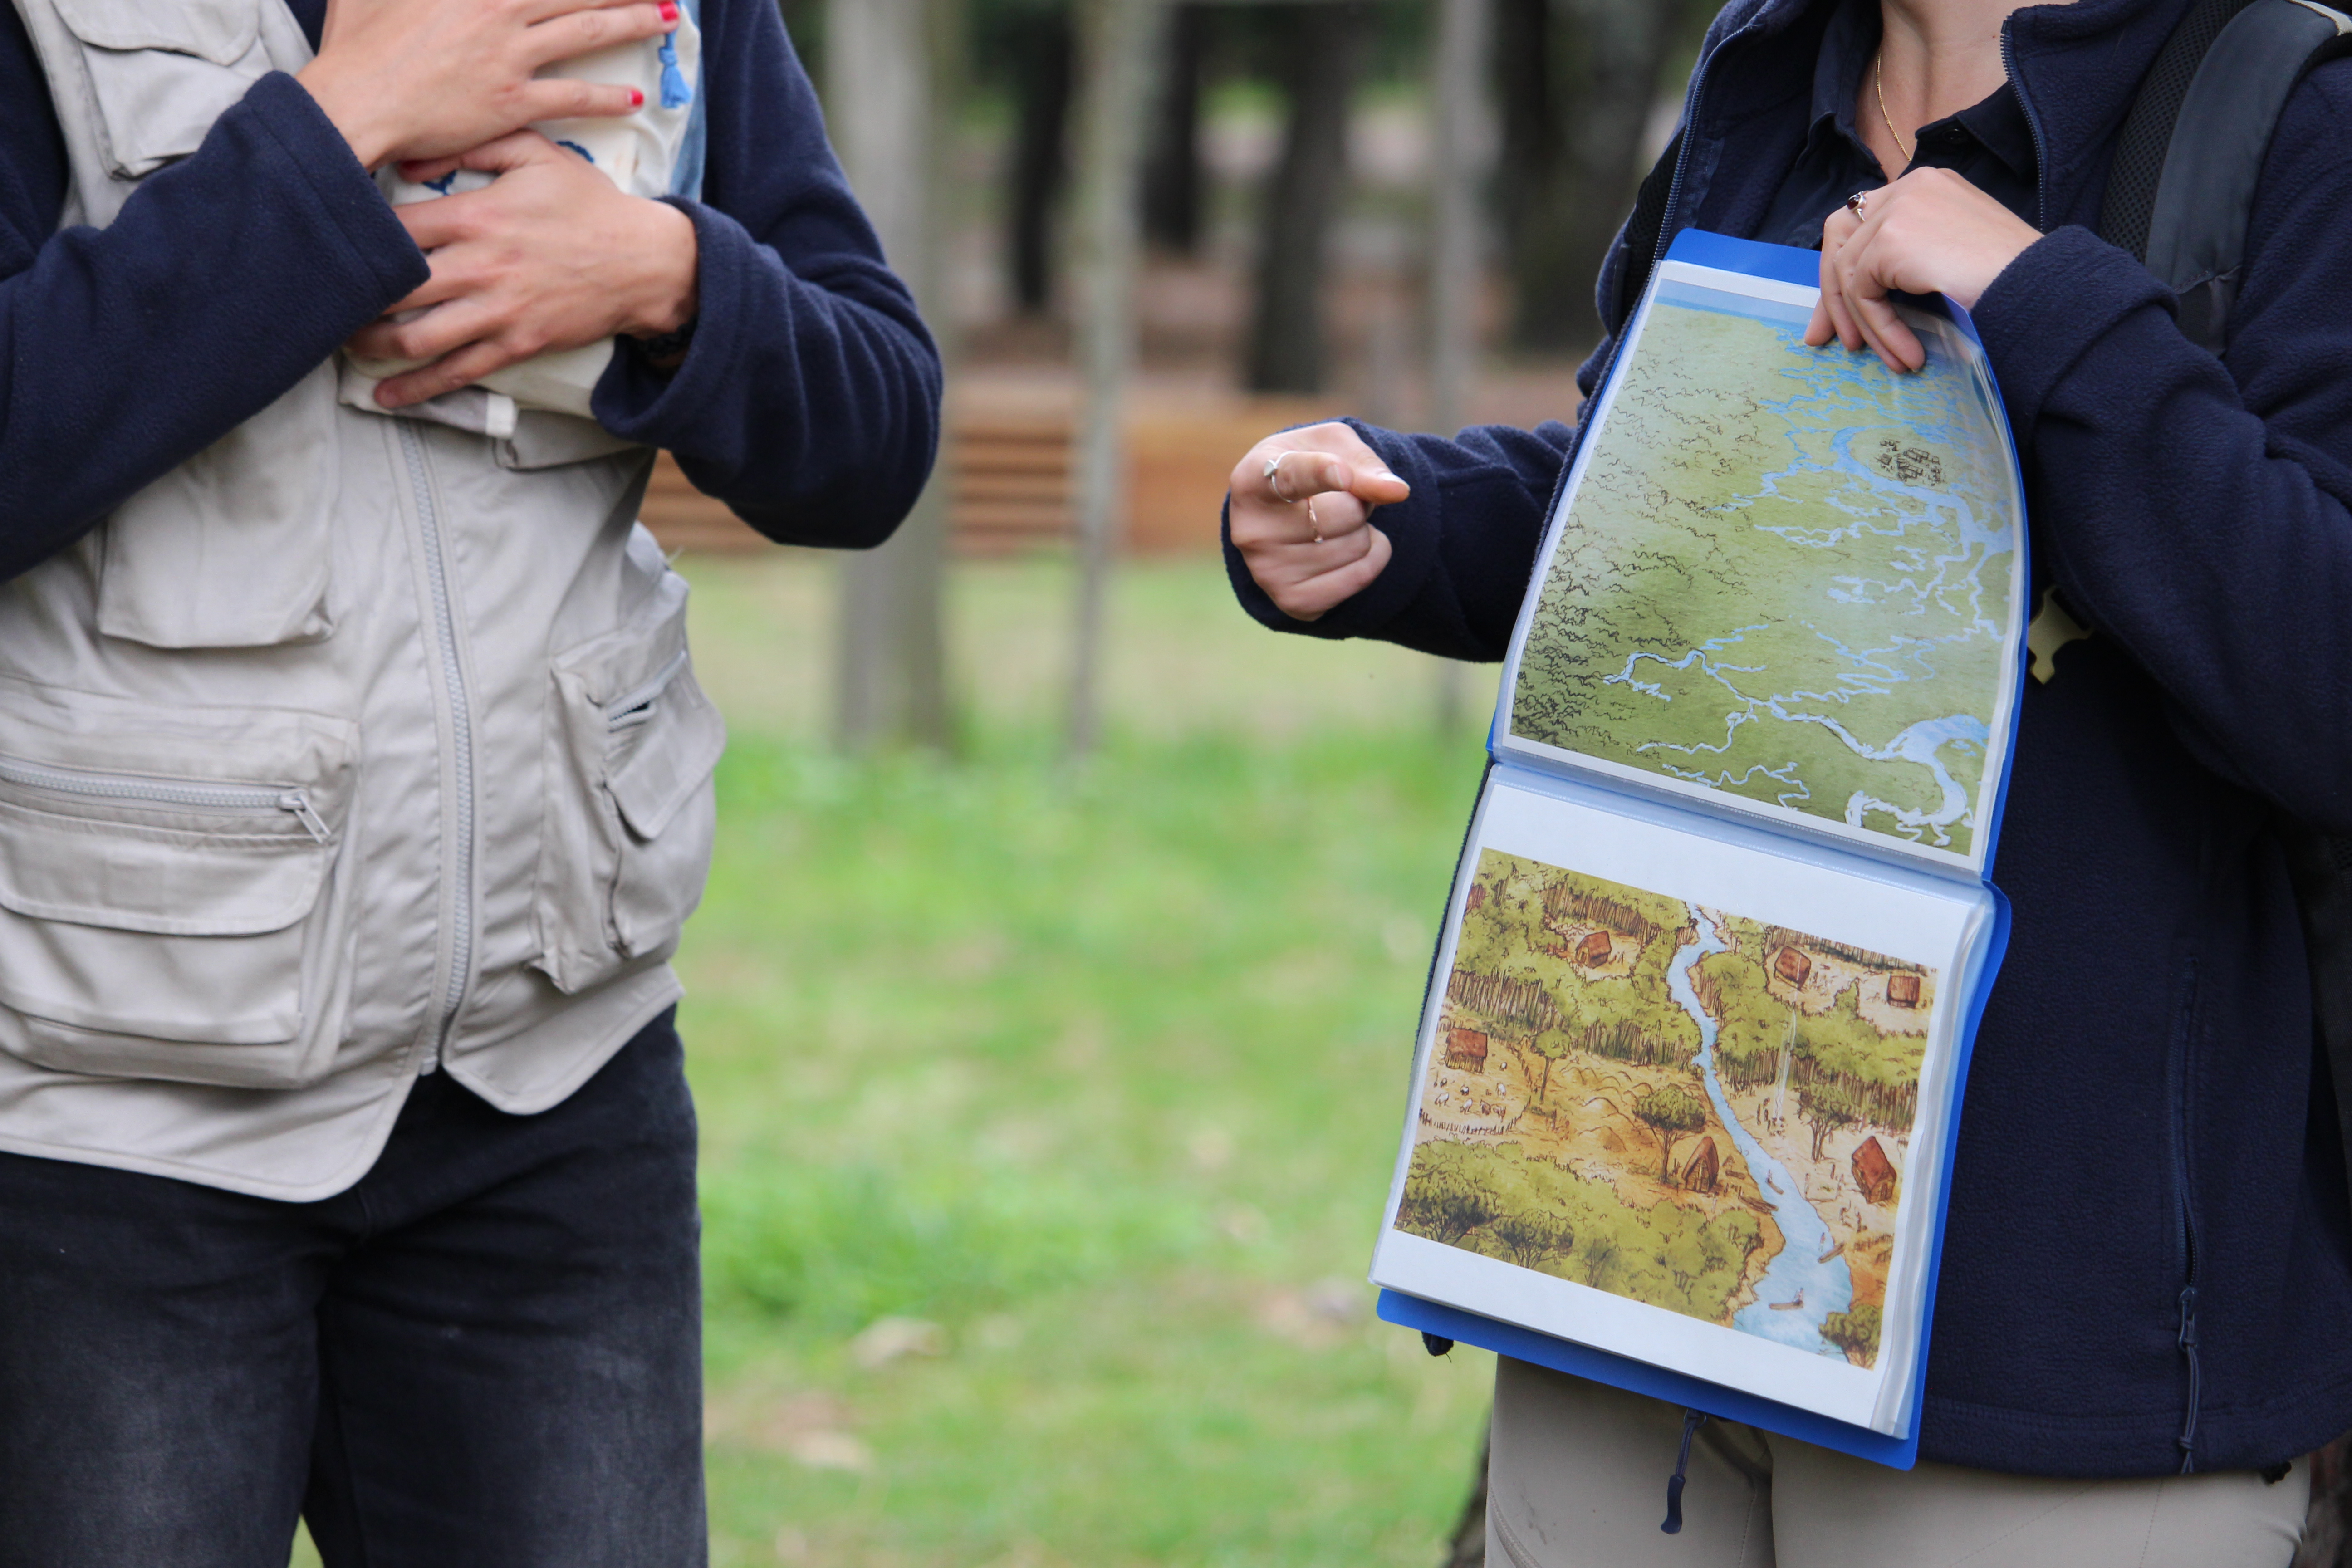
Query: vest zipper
[
  {"left": 397, "top": 423, "right": 477, "bottom": 1067},
  {"left": 0, "top": 757, "right": 330, "bottom": 843}
]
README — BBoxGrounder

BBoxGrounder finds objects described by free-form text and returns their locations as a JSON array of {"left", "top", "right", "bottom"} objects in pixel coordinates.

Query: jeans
[{"left": 0, "top": 1011, "right": 706, "bottom": 1568}]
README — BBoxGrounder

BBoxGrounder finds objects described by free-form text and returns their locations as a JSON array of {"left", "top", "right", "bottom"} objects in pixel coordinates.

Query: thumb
[
  {"left": 1341, "top": 452, "right": 1411, "bottom": 508},
  {"left": 398, "top": 131, "right": 563, "bottom": 186},
  {"left": 458, "top": 129, "right": 567, "bottom": 174}
]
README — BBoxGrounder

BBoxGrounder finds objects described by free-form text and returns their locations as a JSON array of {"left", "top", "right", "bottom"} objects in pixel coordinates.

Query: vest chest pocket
[
  {"left": 94, "top": 363, "right": 342, "bottom": 650},
  {"left": 50, "top": 0, "right": 269, "bottom": 181},
  {"left": 533, "top": 570, "right": 726, "bottom": 995},
  {"left": 0, "top": 680, "right": 360, "bottom": 1089}
]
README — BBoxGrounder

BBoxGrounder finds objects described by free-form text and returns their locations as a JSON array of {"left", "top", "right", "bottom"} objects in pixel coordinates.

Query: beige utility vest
[{"left": 0, "top": 0, "right": 726, "bottom": 1199}]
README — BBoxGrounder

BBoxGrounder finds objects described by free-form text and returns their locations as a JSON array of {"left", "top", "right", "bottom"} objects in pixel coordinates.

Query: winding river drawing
[{"left": 1396, "top": 851, "right": 1934, "bottom": 1366}]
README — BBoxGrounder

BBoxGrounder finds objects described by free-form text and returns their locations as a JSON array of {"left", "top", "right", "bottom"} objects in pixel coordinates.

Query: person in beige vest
[{"left": 0, "top": 0, "right": 940, "bottom": 1558}]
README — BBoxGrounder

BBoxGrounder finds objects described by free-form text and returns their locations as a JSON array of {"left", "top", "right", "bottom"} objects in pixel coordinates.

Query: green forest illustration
[{"left": 1396, "top": 852, "right": 1934, "bottom": 1363}]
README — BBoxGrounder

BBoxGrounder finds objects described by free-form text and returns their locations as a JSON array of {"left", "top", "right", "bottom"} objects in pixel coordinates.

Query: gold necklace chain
[{"left": 1875, "top": 49, "right": 1915, "bottom": 168}]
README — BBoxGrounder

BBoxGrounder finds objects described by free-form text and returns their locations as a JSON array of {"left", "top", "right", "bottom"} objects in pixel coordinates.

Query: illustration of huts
[
  {"left": 1445, "top": 1028, "right": 1490, "bottom": 1072},
  {"left": 1886, "top": 971, "right": 1922, "bottom": 1009},
  {"left": 1774, "top": 947, "right": 1812, "bottom": 987},
  {"left": 1679, "top": 1135, "right": 1720, "bottom": 1193},
  {"left": 1575, "top": 930, "right": 1612, "bottom": 967},
  {"left": 1852, "top": 1137, "right": 1899, "bottom": 1205}
]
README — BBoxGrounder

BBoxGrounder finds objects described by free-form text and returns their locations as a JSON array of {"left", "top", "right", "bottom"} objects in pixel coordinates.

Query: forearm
[
  {"left": 587, "top": 0, "right": 940, "bottom": 547},
  {"left": 592, "top": 201, "right": 940, "bottom": 547},
  {"left": 0, "top": 74, "right": 422, "bottom": 567},
  {"left": 1977, "top": 221, "right": 2352, "bottom": 829}
]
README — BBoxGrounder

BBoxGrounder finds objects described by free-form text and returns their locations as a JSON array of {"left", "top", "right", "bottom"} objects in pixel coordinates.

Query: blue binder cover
[{"left": 1369, "top": 230, "right": 2028, "bottom": 1469}]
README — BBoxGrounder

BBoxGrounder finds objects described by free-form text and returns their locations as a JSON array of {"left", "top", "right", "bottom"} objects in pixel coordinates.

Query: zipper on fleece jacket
[
  {"left": 2167, "top": 953, "right": 2204, "bottom": 1473},
  {"left": 397, "top": 423, "right": 478, "bottom": 1070}
]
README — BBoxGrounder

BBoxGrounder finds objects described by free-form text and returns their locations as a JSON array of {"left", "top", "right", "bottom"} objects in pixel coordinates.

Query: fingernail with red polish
[
  {"left": 660, "top": 3, "right": 677, "bottom": 20},
  {"left": 630, "top": 87, "right": 645, "bottom": 107}
]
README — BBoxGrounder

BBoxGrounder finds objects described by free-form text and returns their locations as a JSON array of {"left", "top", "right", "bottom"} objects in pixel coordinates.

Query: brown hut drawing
[
  {"left": 1774, "top": 947, "right": 1813, "bottom": 987},
  {"left": 1466, "top": 884, "right": 1488, "bottom": 914},
  {"left": 1852, "top": 1137, "right": 1899, "bottom": 1206},
  {"left": 1679, "top": 1135, "right": 1720, "bottom": 1193},
  {"left": 1886, "top": 971, "right": 1922, "bottom": 1009},
  {"left": 1576, "top": 930, "right": 1612, "bottom": 967},
  {"left": 1444, "top": 1028, "right": 1490, "bottom": 1072}
]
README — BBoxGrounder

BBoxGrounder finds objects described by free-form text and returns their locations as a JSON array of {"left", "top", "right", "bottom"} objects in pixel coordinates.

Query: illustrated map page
[
  {"left": 1397, "top": 850, "right": 1937, "bottom": 1369},
  {"left": 1504, "top": 266, "right": 2024, "bottom": 869}
]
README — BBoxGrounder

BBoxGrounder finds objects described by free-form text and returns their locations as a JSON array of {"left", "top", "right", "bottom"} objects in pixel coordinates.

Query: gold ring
[{"left": 1845, "top": 191, "right": 1869, "bottom": 220}]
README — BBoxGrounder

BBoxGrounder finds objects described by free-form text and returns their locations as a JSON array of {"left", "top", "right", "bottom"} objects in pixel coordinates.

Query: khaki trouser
[{"left": 1487, "top": 1358, "right": 2311, "bottom": 1568}]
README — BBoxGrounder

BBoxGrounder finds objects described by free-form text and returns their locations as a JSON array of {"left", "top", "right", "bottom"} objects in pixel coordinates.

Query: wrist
[
  {"left": 622, "top": 198, "right": 701, "bottom": 339},
  {"left": 294, "top": 61, "right": 396, "bottom": 171}
]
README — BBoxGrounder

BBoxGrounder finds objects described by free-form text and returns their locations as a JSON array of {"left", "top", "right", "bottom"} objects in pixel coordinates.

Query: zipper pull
[
  {"left": 1661, "top": 1409, "right": 1708, "bottom": 1534},
  {"left": 279, "top": 791, "right": 332, "bottom": 844}
]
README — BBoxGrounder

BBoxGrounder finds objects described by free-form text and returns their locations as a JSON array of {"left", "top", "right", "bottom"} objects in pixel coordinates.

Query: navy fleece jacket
[
  {"left": 0, "top": 0, "right": 940, "bottom": 565},
  {"left": 1229, "top": 0, "right": 2352, "bottom": 1478}
]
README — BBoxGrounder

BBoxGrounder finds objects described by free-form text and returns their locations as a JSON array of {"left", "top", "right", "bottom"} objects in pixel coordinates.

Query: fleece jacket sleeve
[
  {"left": 590, "top": 0, "right": 942, "bottom": 550},
  {"left": 0, "top": 59, "right": 426, "bottom": 577},
  {"left": 1969, "top": 59, "right": 2352, "bottom": 833}
]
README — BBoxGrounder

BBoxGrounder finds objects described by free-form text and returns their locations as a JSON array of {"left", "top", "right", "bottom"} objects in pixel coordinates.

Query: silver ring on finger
[
  {"left": 1265, "top": 453, "right": 1301, "bottom": 505},
  {"left": 1307, "top": 498, "right": 1323, "bottom": 544}
]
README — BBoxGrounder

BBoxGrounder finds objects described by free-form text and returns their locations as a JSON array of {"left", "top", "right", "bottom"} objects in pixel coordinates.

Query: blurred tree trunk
[
  {"left": 1142, "top": 2, "right": 1210, "bottom": 254},
  {"left": 1245, "top": 0, "right": 1370, "bottom": 395},
  {"left": 1441, "top": 1430, "right": 1490, "bottom": 1568},
  {"left": 1065, "top": 0, "right": 1161, "bottom": 757},
  {"left": 1493, "top": 0, "right": 1705, "bottom": 353},
  {"left": 1006, "top": 3, "right": 1074, "bottom": 313},
  {"left": 2298, "top": 1433, "right": 2352, "bottom": 1568},
  {"left": 827, "top": 0, "right": 958, "bottom": 752}
]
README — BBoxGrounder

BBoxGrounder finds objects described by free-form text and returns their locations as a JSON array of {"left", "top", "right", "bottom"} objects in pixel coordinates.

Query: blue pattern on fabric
[{"left": 668, "top": 0, "right": 706, "bottom": 200}]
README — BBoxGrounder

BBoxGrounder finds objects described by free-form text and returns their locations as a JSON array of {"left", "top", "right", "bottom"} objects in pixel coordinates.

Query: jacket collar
[{"left": 1689, "top": 0, "right": 2199, "bottom": 229}]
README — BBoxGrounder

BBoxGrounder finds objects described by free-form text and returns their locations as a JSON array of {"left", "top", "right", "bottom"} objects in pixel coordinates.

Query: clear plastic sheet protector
[{"left": 1370, "top": 230, "right": 2028, "bottom": 1468}]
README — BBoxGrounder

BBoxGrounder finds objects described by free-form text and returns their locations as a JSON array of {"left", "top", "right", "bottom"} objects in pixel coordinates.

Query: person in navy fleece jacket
[{"left": 1230, "top": 0, "right": 2352, "bottom": 1550}]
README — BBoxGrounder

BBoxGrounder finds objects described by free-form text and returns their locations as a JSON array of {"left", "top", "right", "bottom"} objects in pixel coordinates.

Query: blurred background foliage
[{"left": 368, "top": 4, "right": 1712, "bottom": 1565}]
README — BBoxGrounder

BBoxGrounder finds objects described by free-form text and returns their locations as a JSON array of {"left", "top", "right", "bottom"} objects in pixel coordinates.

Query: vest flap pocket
[
  {"left": 0, "top": 680, "right": 357, "bottom": 1067},
  {"left": 534, "top": 568, "right": 724, "bottom": 995},
  {"left": 98, "top": 365, "right": 339, "bottom": 649},
  {"left": 607, "top": 651, "right": 726, "bottom": 840},
  {"left": 52, "top": 0, "right": 267, "bottom": 180},
  {"left": 51, "top": 0, "right": 258, "bottom": 62}
]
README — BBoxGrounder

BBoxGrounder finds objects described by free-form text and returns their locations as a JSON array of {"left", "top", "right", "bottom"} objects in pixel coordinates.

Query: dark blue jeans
[{"left": 0, "top": 1011, "right": 706, "bottom": 1568}]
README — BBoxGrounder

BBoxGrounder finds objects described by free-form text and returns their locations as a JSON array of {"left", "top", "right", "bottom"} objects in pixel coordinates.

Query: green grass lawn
[{"left": 299, "top": 554, "right": 1501, "bottom": 1568}]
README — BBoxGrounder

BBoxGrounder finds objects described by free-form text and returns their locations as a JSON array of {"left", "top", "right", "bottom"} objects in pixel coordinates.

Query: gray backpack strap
[{"left": 2142, "top": 0, "right": 2352, "bottom": 351}]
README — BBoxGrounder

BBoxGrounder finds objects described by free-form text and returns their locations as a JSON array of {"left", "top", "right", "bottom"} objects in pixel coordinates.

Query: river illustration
[
  {"left": 1509, "top": 284, "right": 2019, "bottom": 858},
  {"left": 1667, "top": 908, "right": 1854, "bottom": 1357}
]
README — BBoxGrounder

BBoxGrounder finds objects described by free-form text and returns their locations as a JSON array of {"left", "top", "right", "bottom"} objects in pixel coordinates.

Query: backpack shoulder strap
[
  {"left": 2097, "top": 0, "right": 2260, "bottom": 265},
  {"left": 2117, "top": 0, "right": 2352, "bottom": 351}
]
